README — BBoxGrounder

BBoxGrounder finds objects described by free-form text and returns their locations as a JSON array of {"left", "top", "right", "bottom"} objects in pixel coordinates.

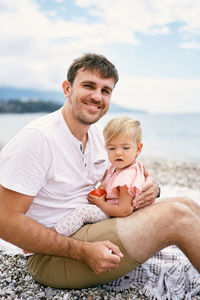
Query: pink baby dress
[{"left": 102, "top": 161, "right": 145, "bottom": 204}]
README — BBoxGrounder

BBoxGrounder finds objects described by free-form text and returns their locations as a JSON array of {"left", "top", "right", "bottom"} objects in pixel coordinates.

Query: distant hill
[
  {"left": 0, "top": 86, "right": 64, "bottom": 103},
  {"left": 0, "top": 99, "right": 61, "bottom": 113},
  {"left": 0, "top": 86, "right": 147, "bottom": 114}
]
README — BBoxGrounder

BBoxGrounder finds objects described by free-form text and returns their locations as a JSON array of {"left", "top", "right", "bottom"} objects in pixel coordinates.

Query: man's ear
[{"left": 62, "top": 80, "right": 71, "bottom": 98}]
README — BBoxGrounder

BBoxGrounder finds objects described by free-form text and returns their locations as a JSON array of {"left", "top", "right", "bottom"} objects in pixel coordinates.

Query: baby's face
[{"left": 106, "top": 135, "right": 142, "bottom": 170}]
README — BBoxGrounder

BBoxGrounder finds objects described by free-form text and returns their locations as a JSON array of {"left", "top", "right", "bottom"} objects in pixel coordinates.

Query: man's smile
[{"left": 83, "top": 100, "right": 103, "bottom": 112}]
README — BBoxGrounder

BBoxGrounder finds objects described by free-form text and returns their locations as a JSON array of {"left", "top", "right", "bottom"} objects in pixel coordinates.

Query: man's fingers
[
  {"left": 135, "top": 189, "right": 153, "bottom": 203},
  {"left": 138, "top": 198, "right": 154, "bottom": 207},
  {"left": 134, "top": 188, "right": 155, "bottom": 209},
  {"left": 132, "top": 170, "right": 159, "bottom": 210},
  {"left": 93, "top": 253, "right": 120, "bottom": 273},
  {"left": 141, "top": 179, "right": 154, "bottom": 193},
  {"left": 106, "top": 262, "right": 120, "bottom": 272},
  {"left": 108, "top": 244, "right": 123, "bottom": 258},
  {"left": 83, "top": 241, "right": 123, "bottom": 274}
]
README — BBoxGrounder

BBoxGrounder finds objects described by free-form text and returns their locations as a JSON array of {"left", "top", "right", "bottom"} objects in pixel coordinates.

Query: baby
[{"left": 55, "top": 116, "right": 145, "bottom": 236}]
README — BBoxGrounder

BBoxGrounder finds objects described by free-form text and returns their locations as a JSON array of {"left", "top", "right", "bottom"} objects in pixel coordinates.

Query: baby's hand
[
  {"left": 89, "top": 188, "right": 106, "bottom": 197},
  {"left": 88, "top": 194, "right": 96, "bottom": 204},
  {"left": 88, "top": 189, "right": 106, "bottom": 205}
]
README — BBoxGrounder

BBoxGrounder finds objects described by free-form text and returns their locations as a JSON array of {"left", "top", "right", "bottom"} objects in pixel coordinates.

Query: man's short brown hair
[{"left": 67, "top": 53, "right": 119, "bottom": 85}]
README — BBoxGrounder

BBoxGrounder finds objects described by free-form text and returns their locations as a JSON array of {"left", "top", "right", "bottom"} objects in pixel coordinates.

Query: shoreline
[
  {"left": 142, "top": 156, "right": 200, "bottom": 190},
  {"left": 0, "top": 158, "right": 200, "bottom": 299}
]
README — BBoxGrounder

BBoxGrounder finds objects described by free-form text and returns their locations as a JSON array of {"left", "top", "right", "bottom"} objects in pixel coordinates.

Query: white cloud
[
  {"left": 0, "top": 0, "right": 199, "bottom": 114},
  {"left": 0, "top": 0, "right": 110, "bottom": 89},
  {"left": 113, "top": 77, "right": 200, "bottom": 113},
  {"left": 0, "top": 0, "right": 139, "bottom": 90},
  {"left": 76, "top": 0, "right": 200, "bottom": 47},
  {"left": 180, "top": 41, "right": 200, "bottom": 49}
]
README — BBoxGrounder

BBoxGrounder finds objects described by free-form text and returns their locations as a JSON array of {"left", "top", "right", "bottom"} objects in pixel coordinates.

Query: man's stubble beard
[{"left": 69, "top": 97, "right": 108, "bottom": 126}]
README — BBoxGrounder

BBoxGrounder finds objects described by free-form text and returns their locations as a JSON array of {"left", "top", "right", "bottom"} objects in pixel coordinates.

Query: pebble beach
[{"left": 0, "top": 158, "right": 200, "bottom": 299}]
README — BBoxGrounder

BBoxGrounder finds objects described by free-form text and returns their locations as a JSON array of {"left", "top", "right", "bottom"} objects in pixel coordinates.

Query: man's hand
[
  {"left": 133, "top": 168, "right": 159, "bottom": 209},
  {"left": 80, "top": 240, "right": 123, "bottom": 274}
]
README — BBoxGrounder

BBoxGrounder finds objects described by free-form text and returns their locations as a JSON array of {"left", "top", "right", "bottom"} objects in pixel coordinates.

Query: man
[{"left": 0, "top": 53, "right": 199, "bottom": 289}]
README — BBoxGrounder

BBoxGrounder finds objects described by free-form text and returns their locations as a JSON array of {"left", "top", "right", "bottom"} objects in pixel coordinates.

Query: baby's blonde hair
[{"left": 103, "top": 116, "right": 143, "bottom": 145}]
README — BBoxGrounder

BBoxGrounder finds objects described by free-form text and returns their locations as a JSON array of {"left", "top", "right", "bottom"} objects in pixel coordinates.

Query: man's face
[{"left": 63, "top": 69, "right": 115, "bottom": 125}]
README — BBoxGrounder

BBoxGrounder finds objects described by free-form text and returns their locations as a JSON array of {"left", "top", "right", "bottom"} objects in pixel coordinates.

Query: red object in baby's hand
[{"left": 89, "top": 188, "right": 106, "bottom": 197}]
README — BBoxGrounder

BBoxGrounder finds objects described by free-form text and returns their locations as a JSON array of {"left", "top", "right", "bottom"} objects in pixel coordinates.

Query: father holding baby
[{"left": 0, "top": 53, "right": 200, "bottom": 289}]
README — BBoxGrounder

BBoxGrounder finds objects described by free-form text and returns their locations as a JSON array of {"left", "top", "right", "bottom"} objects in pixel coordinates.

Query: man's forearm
[
  {"left": 0, "top": 213, "right": 84, "bottom": 260},
  {"left": 0, "top": 186, "right": 86, "bottom": 260}
]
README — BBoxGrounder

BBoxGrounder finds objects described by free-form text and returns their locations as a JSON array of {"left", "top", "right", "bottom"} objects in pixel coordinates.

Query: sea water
[
  {"left": 101, "top": 112, "right": 200, "bottom": 163},
  {"left": 0, "top": 112, "right": 200, "bottom": 163}
]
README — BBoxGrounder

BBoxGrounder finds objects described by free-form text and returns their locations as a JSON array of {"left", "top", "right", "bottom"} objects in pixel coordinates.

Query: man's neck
[{"left": 62, "top": 104, "right": 89, "bottom": 148}]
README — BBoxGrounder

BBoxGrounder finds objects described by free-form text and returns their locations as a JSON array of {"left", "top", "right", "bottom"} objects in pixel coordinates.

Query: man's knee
[
  {"left": 143, "top": 201, "right": 192, "bottom": 230},
  {"left": 117, "top": 201, "right": 193, "bottom": 240},
  {"left": 164, "top": 201, "right": 194, "bottom": 226},
  {"left": 178, "top": 196, "right": 196, "bottom": 207},
  {"left": 162, "top": 196, "right": 194, "bottom": 207},
  {"left": 115, "top": 202, "right": 191, "bottom": 263}
]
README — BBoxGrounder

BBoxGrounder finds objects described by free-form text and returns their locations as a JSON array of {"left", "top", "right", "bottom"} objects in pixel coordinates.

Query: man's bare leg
[
  {"left": 156, "top": 196, "right": 200, "bottom": 217},
  {"left": 116, "top": 198, "right": 200, "bottom": 271}
]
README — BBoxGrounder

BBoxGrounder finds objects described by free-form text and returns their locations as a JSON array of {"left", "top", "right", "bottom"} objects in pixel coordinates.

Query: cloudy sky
[{"left": 0, "top": 0, "right": 200, "bottom": 113}]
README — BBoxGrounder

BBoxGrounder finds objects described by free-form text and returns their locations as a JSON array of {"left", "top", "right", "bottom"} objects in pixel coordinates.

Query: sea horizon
[{"left": 0, "top": 111, "right": 200, "bottom": 163}]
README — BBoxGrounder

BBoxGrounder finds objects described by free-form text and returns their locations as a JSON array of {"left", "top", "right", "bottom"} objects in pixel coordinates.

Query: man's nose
[{"left": 91, "top": 89, "right": 102, "bottom": 102}]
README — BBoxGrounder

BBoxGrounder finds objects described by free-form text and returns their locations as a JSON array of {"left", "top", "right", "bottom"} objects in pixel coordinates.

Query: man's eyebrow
[
  {"left": 81, "top": 80, "right": 96, "bottom": 85},
  {"left": 81, "top": 80, "right": 113, "bottom": 92}
]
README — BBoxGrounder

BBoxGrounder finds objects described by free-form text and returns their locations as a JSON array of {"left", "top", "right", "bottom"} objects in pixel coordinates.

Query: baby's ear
[{"left": 136, "top": 143, "right": 143, "bottom": 156}]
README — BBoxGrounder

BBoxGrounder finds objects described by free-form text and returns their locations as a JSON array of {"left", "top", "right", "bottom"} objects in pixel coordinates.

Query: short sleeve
[
  {"left": 0, "top": 128, "right": 52, "bottom": 196},
  {"left": 112, "top": 167, "right": 137, "bottom": 190},
  {"left": 111, "top": 163, "right": 145, "bottom": 197}
]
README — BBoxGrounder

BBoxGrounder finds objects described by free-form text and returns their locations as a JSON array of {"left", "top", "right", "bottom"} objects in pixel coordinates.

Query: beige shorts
[{"left": 28, "top": 218, "right": 140, "bottom": 289}]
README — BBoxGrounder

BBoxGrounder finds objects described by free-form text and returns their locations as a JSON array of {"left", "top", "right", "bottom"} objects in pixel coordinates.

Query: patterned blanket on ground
[{"left": 104, "top": 245, "right": 200, "bottom": 300}]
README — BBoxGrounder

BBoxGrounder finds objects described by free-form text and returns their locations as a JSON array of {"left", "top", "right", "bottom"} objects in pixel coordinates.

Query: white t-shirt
[{"left": 0, "top": 109, "right": 109, "bottom": 227}]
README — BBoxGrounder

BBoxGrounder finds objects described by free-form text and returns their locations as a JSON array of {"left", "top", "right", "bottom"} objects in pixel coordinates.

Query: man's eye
[
  {"left": 83, "top": 84, "right": 94, "bottom": 89},
  {"left": 102, "top": 89, "right": 111, "bottom": 95}
]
